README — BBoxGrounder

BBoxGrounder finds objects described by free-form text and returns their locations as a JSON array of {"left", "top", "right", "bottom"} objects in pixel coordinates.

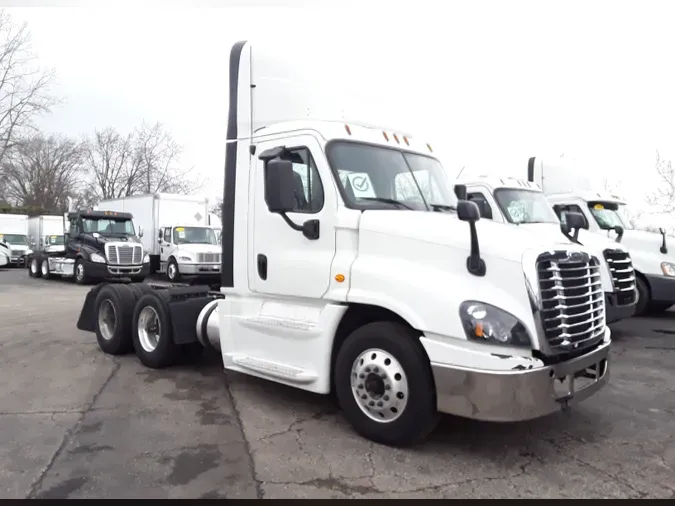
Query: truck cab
[
  {"left": 457, "top": 175, "right": 637, "bottom": 323},
  {"left": 158, "top": 225, "right": 221, "bottom": 282},
  {"left": 0, "top": 233, "right": 30, "bottom": 267},
  {"left": 528, "top": 156, "right": 675, "bottom": 316},
  {"left": 76, "top": 40, "right": 612, "bottom": 447},
  {"left": 29, "top": 209, "right": 150, "bottom": 284}
]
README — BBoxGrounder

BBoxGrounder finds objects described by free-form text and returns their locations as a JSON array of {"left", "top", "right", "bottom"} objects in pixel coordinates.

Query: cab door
[
  {"left": 160, "top": 227, "right": 173, "bottom": 264},
  {"left": 249, "top": 134, "right": 338, "bottom": 298}
]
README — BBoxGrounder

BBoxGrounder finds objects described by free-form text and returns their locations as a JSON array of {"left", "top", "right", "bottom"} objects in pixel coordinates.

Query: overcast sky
[{"left": 5, "top": 0, "right": 675, "bottom": 219}]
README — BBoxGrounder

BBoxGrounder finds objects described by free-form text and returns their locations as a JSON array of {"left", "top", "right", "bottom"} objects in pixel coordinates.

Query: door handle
[{"left": 257, "top": 254, "right": 267, "bottom": 280}]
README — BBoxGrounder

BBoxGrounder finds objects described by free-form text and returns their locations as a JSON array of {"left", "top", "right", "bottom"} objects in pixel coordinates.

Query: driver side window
[
  {"left": 270, "top": 147, "right": 324, "bottom": 214},
  {"left": 69, "top": 217, "right": 79, "bottom": 236},
  {"left": 553, "top": 204, "right": 588, "bottom": 228},
  {"left": 467, "top": 192, "right": 493, "bottom": 219}
]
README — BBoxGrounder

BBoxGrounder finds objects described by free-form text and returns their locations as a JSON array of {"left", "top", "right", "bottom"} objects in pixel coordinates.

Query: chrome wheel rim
[
  {"left": 168, "top": 264, "right": 176, "bottom": 280},
  {"left": 138, "top": 306, "right": 161, "bottom": 352},
  {"left": 76, "top": 263, "right": 84, "bottom": 281},
  {"left": 98, "top": 299, "right": 117, "bottom": 340},
  {"left": 351, "top": 348, "right": 409, "bottom": 423},
  {"left": 30, "top": 259, "right": 37, "bottom": 274}
]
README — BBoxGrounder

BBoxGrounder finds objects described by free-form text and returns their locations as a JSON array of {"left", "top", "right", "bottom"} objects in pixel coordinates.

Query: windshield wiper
[
  {"left": 359, "top": 197, "right": 414, "bottom": 210},
  {"left": 429, "top": 204, "right": 456, "bottom": 212}
]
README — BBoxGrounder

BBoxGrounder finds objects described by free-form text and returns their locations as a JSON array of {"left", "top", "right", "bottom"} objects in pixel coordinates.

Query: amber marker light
[{"left": 335, "top": 274, "right": 345, "bottom": 283}]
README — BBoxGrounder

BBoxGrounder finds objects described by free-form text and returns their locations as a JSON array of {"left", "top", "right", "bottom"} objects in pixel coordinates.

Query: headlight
[
  {"left": 25, "top": 249, "right": 33, "bottom": 256},
  {"left": 90, "top": 253, "right": 106, "bottom": 264},
  {"left": 459, "top": 301, "right": 531, "bottom": 347},
  {"left": 661, "top": 262, "right": 675, "bottom": 277},
  {"left": 178, "top": 256, "right": 192, "bottom": 262},
  {"left": 143, "top": 253, "right": 150, "bottom": 263}
]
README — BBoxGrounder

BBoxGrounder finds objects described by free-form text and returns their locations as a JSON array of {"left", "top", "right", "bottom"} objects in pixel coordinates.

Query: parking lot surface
[{"left": 1, "top": 267, "right": 674, "bottom": 499}]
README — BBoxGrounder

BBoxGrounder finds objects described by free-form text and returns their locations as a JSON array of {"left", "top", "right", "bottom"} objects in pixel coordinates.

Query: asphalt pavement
[{"left": 0, "top": 266, "right": 673, "bottom": 498}]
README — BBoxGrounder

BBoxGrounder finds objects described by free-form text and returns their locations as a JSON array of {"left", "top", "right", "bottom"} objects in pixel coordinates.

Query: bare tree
[
  {"left": 646, "top": 150, "right": 675, "bottom": 214},
  {"left": 209, "top": 197, "right": 222, "bottom": 222},
  {"left": 135, "top": 121, "right": 202, "bottom": 194},
  {"left": 83, "top": 127, "right": 142, "bottom": 200},
  {"left": 0, "top": 10, "right": 57, "bottom": 166},
  {"left": 1, "top": 132, "right": 84, "bottom": 213}
]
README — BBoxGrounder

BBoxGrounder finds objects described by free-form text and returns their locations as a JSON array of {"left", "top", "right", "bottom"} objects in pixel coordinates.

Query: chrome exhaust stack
[{"left": 196, "top": 299, "right": 221, "bottom": 352}]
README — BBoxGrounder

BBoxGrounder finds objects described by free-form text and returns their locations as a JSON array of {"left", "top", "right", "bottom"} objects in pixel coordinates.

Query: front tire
[
  {"left": 74, "top": 259, "right": 90, "bottom": 285},
  {"left": 131, "top": 292, "right": 178, "bottom": 369},
  {"left": 334, "top": 321, "right": 440, "bottom": 447},
  {"left": 167, "top": 258, "right": 181, "bottom": 283},
  {"left": 635, "top": 276, "right": 650, "bottom": 316}
]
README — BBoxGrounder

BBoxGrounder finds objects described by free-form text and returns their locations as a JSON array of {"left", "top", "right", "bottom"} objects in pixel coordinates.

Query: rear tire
[
  {"left": 94, "top": 284, "right": 136, "bottom": 355},
  {"left": 29, "top": 257, "right": 41, "bottom": 278},
  {"left": 40, "top": 258, "right": 51, "bottom": 279},
  {"left": 635, "top": 276, "right": 650, "bottom": 316},
  {"left": 334, "top": 321, "right": 440, "bottom": 447},
  {"left": 132, "top": 292, "right": 178, "bottom": 369}
]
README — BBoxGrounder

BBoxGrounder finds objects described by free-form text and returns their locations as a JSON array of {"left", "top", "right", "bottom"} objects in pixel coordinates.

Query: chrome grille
[
  {"left": 603, "top": 249, "right": 637, "bottom": 306},
  {"left": 536, "top": 251, "right": 605, "bottom": 354},
  {"left": 105, "top": 243, "right": 143, "bottom": 265},
  {"left": 197, "top": 252, "right": 221, "bottom": 263}
]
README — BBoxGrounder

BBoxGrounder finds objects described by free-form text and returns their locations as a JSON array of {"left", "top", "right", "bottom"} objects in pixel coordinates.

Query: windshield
[
  {"left": 0, "top": 234, "right": 28, "bottom": 245},
  {"left": 173, "top": 227, "right": 218, "bottom": 245},
  {"left": 82, "top": 218, "right": 135, "bottom": 236},
  {"left": 493, "top": 188, "right": 560, "bottom": 224},
  {"left": 47, "top": 235, "right": 64, "bottom": 245},
  {"left": 326, "top": 141, "right": 456, "bottom": 211},
  {"left": 588, "top": 201, "right": 633, "bottom": 230}
]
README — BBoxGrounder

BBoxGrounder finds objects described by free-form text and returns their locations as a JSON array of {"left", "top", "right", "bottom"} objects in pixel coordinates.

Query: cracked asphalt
[{"left": 1, "top": 267, "right": 674, "bottom": 499}]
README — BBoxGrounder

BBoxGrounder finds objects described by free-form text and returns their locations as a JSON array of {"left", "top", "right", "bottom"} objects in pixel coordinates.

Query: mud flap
[{"left": 76, "top": 283, "right": 106, "bottom": 332}]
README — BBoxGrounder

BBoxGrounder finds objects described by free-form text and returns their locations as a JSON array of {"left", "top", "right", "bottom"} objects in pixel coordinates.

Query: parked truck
[
  {"left": 528, "top": 157, "right": 675, "bottom": 316},
  {"left": 75, "top": 40, "right": 611, "bottom": 447},
  {"left": 97, "top": 193, "right": 221, "bottom": 283},
  {"left": 0, "top": 238, "right": 9, "bottom": 267},
  {"left": 0, "top": 213, "right": 30, "bottom": 266},
  {"left": 27, "top": 215, "right": 66, "bottom": 251},
  {"left": 455, "top": 175, "right": 637, "bottom": 323},
  {"left": 29, "top": 200, "right": 150, "bottom": 284}
]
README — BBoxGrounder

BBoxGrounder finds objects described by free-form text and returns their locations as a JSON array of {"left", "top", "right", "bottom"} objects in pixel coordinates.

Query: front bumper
[
  {"left": 85, "top": 260, "right": 151, "bottom": 280},
  {"left": 179, "top": 262, "right": 221, "bottom": 276},
  {"left": 10, "top": 255, "right": 26, "bottom": 266},
  {"left": 644, "top": 273, "right": 675, "bottom": 304},
  {"left": 605, "top": 292, "right": 636, "bottom": 324},
  {"left": 430, "top": 336, "right": 611, "bottom": 422}
]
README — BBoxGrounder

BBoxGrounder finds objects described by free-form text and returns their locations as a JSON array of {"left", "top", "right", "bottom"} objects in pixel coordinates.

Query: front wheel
[
  {"left": 167, "top": 259, "right": 181, "bottom": 283},
  {"left": 74, "top": 259, "right": 90, "bottom": 285},
  {"left": 635, "top": 276, "right": 650, "bottom": 316},
  {"left": 334, "top": 321, "right": 440, "bottom": 447}
]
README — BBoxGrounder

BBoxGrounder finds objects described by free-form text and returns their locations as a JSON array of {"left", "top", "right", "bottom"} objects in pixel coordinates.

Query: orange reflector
[
  {"left": 475, "top": 323, "right": 484, "bottom": 338},
  {"left": 383, "top": 131, "right": 389, "bottom": 141},
  {"left": 345, "top": 124, "right": 352, "bottom": 135},
  {"left": 403, "top": 136, "right": 409, "bottom": 146},
  {"left": 335, "top": 274, "right": 345, "bottom": 283},
  {"left": 393, "top": 134, "right": 400, "bottom": 144},
  {"left": 427, "top": 143, "right": 433, "bottom": 153}
]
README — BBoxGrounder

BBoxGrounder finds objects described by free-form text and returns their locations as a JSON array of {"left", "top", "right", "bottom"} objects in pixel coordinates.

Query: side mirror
[
  {"left": 564, "top": 211, "right": 587, "bottom": 231},
  {"left": 454, "top": 184, "right": 467, "bottom": 201},
  {"left": 613, "top": 225, "right": 624, "bottom": 243},
  {"left": 457, "top": 200, "right": 481, "bottom": 223},
  {"left": 265, "top": 158, "right": 297, "bottom": 213},
  {"left": 137, "top": 225, "right": 143, "bottom": 238}
]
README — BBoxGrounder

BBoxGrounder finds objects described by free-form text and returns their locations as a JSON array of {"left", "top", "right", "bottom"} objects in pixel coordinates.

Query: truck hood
[
  {"left": 517, "top": 223, "right": 628, "bottom": 255},
  {"left": 175, "top": 243, "right": 221, "bottom": 254},
  {"left": 5, "top": 243, "right": 29, "bottom": 251},
  {"left": 359, "top": 211, "right": 580, "bottom": 263},
  {"left": 620, "top": 229, "right": 674, "bottom": 256}
]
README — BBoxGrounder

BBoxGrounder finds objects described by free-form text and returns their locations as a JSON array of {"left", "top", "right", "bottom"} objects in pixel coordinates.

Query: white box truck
[
  {"left": 76, "top": 40, "right": 612, "bottom": 447},
  {"left": 0, "top": 213, "right": 30, "bottom": 266},
  {"left": 528, "top": 156, "right": 675, "bottom": 316},
  {"left": 27, "top": 215, "right": 66, "bottom": 252},
  {"left": 455, "top": 175, "right": 637, "bottom": 323},
  {"left": 96, "top": 193, "right": 221, "bottom": 282}
]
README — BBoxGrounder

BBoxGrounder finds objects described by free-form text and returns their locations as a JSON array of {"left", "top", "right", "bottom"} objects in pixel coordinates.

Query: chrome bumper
[
  {"left": 430, "top": 340, "right": 610, "bottom": 422},
  {"left": 179, "top": 263, "right": 221, "bottom": 275}
]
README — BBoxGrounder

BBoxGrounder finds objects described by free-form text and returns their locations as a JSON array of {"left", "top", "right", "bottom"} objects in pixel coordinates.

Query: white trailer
[
  {"left": 0, "top": 213, "right": 30, "bottom": 266},
  {"left": 77, "top": 40, "right": 612, "bottom": 447},
  {"left": 97, "top": 194, "right": 221, "bottom": 282},
  {"left": 27, "top": 215, "right": 66, "bottom": 252}
]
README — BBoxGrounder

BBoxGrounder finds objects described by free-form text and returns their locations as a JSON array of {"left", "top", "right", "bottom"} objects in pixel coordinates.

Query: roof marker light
[
  {"left": 383, "top": 131, "right": 389, "bottom": 142},
  {"left": 393, "top": 133, "right": 400, "bottom": 144},
  {"left": 345, "top": 124, "right": 352, "bottom": 135},
  {"left": 403, "top": 136, "right": 410, "bottom": 146},
  {"left": 427, "top": 143, "right": 433, "bottom": 152}
]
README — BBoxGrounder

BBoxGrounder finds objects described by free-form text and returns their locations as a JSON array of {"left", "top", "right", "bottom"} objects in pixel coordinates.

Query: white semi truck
[
  {"left": 0, "top": 238, "right": 9, "bottom": 267},
  {"left": 97, "top": 193, "right": 221, "bottom": 283},
  {"left": 75, "top": 40, "right": 612, "bottom": 447},
  {"left": 455, "top": 175, "right": 637, "bottom": 323},
  {"left": 0, "top": 213, "right": 30, "bottom": 266},
  {"left": 528, "top": 157, "right": 675, "bottom": 316}
]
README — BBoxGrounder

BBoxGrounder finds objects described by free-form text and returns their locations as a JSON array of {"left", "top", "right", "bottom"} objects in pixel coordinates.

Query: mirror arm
[
  {"left": 274, "top": 212, "right": 320, "bottom": 240},
  {"left": 660, "top": 228, "right": 668, "bottom": 254},
  {"left": 277, "top": 211, "right": 303, "bottom": 232},
  {"left": 561, "top": 224, "right": 581, "bottom": 244},
  {"left": 466, "top": 221, "right": 486, "bottom": 277}
]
